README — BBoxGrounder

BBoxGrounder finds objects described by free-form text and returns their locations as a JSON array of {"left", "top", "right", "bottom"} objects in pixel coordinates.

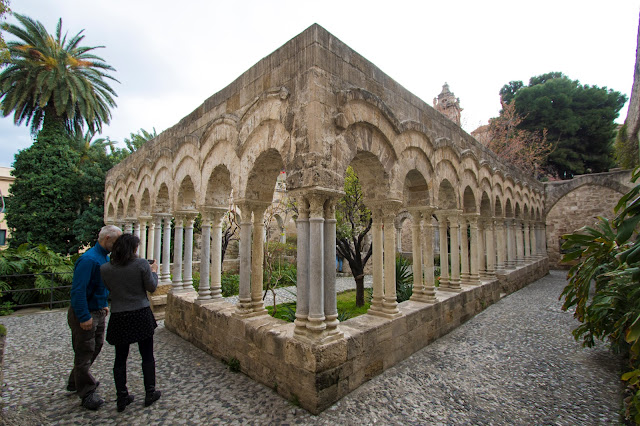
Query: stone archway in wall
[
  {"left": 102, "top": 24, "right": 548, "bottom": 414},
  {"left": 545, "top": 182, "right": 629, "bottom": 268}
]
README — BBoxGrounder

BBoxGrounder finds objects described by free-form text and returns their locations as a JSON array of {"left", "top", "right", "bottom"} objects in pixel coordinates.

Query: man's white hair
[{"left": 98, "top": 225, "right": 122, "bottom": 241}]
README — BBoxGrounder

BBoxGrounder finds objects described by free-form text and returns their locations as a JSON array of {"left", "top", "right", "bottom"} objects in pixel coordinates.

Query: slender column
[
  {"left": 160, "top": 215, "right": 172, "bottom": 284},
  {"left": 324, "top": 199, "right": 340, "bottom": 334},
  {"left": 459, "top": 217, "right": 470, "bottom": 284},
  {"left": 409, "top": 209, "right": 424, "bottom": 300},
  {"left": 236, "top": 204, "right": 253, "bottom": 314},
  {"left": 209, "top": 209, "right": 225, "bottom": 299},
  {"left": 495, "top": 219, "right": 506, "bottom": 273},
  {"left": 477, "top": 218, "right": 486, "bottom": 278},
  {"left": 382, "top": 205, "right": 401, "bottom": 316},
  {"left": 369, "top": 207, "right": 384, "bottom": 313},
  {"left": 515, "top": 220, "right": 525, "bottom": 265},
  {"left": 138, "top": 218, "right": 148, "bottom": 259},
  {"left": 172, "top": 214, "right": 184, "bottom": 292},
  {"left": 530, "top": 222, "right": 537, "bottom": 259},
  {"left": 196, "top": 211, "right": 213, "bottom": 304},
  {"left": 436, "top": 212, "right": 449, "bottom": 289},
  {"left": 147, "top": 220, "right": 155, "bottom": 260},
  {"left": 485, "top": 218, "right": 496, "bottom": 278},
  {"left": 294, "top": 197, "right": 310, "bottom": 335},
  {"left": 182, "top": 213, "right": 197, "bottom": 292},
  {"left": 524, "top": 220, "right": 531, "bottom": 262},
  {"left": 448, "top": 213, "right": 462, "bottom": 292},
  {"left": 505, "top": 219, "right": 515, "bottom": 269},
  {"left": 307, "top": 195, "right": 326, "bottom": 332},
  {"left": 126, "top": 220, "right": 134, "bottom": 235},
  {"left": 541, "top": 223, "right": 548, "bottom": 257},
  {"left": 421, "top": 209, "right": 437, "bottom": 302},
  {"left": 396, "top": 225, "right": 403, "bottom": 253},
  {"left": 251, "top": 204, "right": 268, "bottom": 314},
  {"left": 467, "top": 215, "right": 481, "bottom": 285}
]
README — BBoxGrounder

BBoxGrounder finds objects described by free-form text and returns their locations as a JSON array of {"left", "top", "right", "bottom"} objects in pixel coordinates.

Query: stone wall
[
  {"left": 544, "top": 170, "right": 633, "bottom": 268},
  {"left": 165, "top": 258, "right": 548, "bottom": 414}
]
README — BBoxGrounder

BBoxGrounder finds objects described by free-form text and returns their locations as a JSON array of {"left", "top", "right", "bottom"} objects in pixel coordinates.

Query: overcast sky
[{"left": 0, "top": 0, "right": 638, "bottom": 167}]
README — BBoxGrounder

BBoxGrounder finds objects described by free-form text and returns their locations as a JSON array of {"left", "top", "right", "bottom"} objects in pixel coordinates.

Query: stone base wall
[{"left": 164, "top": 258, "right": 549, "bottom": 414}]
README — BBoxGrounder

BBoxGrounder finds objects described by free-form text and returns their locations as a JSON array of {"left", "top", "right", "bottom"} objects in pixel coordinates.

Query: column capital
[
  {"left": 138, "top": 215, "right": 152, "bottom": 222},
  {"left": 202, "top": 206, "right": 227, "bottom": 223},
  {"left": 307, "top": 193, "right": 327, "bottom": 219},
  {"left": 461, "top": 212, "right": 480, "bottom": 224}
]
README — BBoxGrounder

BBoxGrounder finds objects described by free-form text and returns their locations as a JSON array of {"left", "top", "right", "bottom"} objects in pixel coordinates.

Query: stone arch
[
  {"left": 244, "top": 148, "right": 285, "bottom": 203},
  {"left": 339, "top": 122, "right": 397, "bottom": 195},
  {"left": 348, "top": 151, "right": 390, "bottom": 202},
  {"left": 480, "top": 191, "right": 492, "bottom": 217},
  {"left": 463, "top": 186, "right": 477, "bottom": 213},
  {"left": 155, "top": 184, "right": 171, "bottom": 213},
  {"left": 393, "top": 145, "right": 434, "bottom": 200},
  {"left": 505, "top": 199, "right": 514, "bottom": 218},
  {"left": 438, "top": 179, "right": 458, "bottom": 210},
  {"left": 125, "top": 194, "right": 136, "bottom": 219},
  {"left": 116, "top": 199, "right": 125, "bottom": 221},
  {"left": 173, "top": 156, "right": 201, "bottom": 209},
  {"left": 139, "top": 189, "right": 152, "bottom": 216},
  {"left": 403, "top": 169, "right": 430, "bottom": 208},
  {"left": 495, "top": 195, "right": 503, "bottom": 217},
  {"left": 201, "top": 140, "right": 241, "bottom": 207},
  {"left": 204, "top": 164, "right": 233, "bottom": 207},
  {"left": 176, "top": 175, "right": 197, "bottom": 211}
]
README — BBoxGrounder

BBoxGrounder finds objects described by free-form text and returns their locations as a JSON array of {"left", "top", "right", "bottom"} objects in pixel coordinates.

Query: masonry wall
[
  {"left": 165, "top": 258, "right": 548, "bottom": 414},
  {"left": 545, "top": 184, "right": 623, "bottom": 268}
]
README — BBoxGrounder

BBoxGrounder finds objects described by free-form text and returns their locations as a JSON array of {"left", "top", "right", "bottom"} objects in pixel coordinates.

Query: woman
[{"left": 100, "top": 233, "right": 161, "bottom": 412}]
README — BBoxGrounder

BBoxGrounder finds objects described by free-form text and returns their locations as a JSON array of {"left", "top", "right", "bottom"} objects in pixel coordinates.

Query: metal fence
[{"left": 0, "top": 272, "right": 73, "bottom": 310}]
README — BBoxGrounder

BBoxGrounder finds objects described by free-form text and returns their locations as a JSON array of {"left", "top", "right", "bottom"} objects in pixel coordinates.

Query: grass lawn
[{"left": 267, "top": 289, "right": 371, "bottom": 322}]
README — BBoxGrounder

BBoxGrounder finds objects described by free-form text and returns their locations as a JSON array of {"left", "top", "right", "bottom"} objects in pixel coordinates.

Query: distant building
[
  {"left": 0, "top": 167, "right": 13, "bottom": 246},
  {"left": 433, "top": 82, "right": 463, "bottom": 126}
]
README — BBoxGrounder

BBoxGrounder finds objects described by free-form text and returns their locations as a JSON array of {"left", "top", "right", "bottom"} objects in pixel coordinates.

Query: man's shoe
[
  {"left": 81, "top": 392, "right": 104, "bottom": 410},
  {"left": 67, "top": 380, "right": 99, "bottom": 393}
]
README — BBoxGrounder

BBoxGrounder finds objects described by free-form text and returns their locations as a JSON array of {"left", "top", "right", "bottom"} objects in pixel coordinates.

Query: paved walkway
[{"left": 0, "top": 271, "right": 622, "bottom": 424}]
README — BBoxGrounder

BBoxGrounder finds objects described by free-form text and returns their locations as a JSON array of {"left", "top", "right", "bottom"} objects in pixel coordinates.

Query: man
[{"left": 67, "top": 225, "right": 122, "bottom": 410}]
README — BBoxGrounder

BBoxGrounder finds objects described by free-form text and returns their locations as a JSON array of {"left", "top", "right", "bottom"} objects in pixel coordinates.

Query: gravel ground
[{"left": 0, "top": 270, "right": 623, "bottom": 424}]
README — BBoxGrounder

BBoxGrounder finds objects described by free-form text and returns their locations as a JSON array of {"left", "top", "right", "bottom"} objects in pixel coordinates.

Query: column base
[
  {"left": 438, "top": 284, "right": 462, "bottom": 293},
  {"left": 368, "top": 309, "right": 402, "bottom": 319},
  {"left": 409, "top": 293, "right": 437, "bottom": 303},
  {"left": 195, "top": 297, "right": 226, "bottom": 306},
  {"left": 294, "top": 328, "right": 344, "bottom": 344}
]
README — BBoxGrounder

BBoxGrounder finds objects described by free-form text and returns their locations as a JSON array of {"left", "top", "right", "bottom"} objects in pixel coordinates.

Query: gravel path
[{"left": 0, "top": 271, "right": 622, "bottom": 424}]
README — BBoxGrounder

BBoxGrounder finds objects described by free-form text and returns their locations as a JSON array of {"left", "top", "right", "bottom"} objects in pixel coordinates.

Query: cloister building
[{"left": 104, "top": 24, "right": 550, "bottom": 413}]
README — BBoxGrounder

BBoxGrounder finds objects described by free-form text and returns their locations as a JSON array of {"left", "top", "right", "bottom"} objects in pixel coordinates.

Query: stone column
[
  {"left": 307, "top": 194, "right": 326, "bottom": 333},
  {"left": 323, "top": 199, "right": 340, "bottom": 335},
  {"left": 396, "top": 225, "right": 403, "bottom": 253},
  {"left": 209, "top": 209, "right": 225, "bottom": 299},
  {"left": 435, "top": 212, "right": 449, "bottom": 289},
  {"left": 236, "top": 204, "right": 253, "bottom": 315},
  {"left": 172, "top": 213, "right": 184, "bottom": 293},
  {"left": 484, "top": 218, "right": 496, "bottom": 278},
  {"left": 369, "top": 207, "right": 384, "bottom": 314},
  {"left": 138, "top": 217, "right": 148, "bottom": 259},
  {"left": 147, "top": 220, "right": 155, "bottom": 260},
  {"left": 421, "top": 208, "right": 437, "bottom": 303},
  {"left": 495, "top": 219, "right": 506, "bottom": 273},
  {"left": 515, "top": 220, "right": 524, "bottom": 265},
  {"left": 466, "top": 214, "right": 481, "bottom": 285},
  {"left": 294, "top": 197, "right": 310, "bottom": 335},
  {"left": 459, "top": 216, "right": 470, "bottom": 284},
  {"left": 125, "top": 220, "right": 134, "bottom": 235},
  {"left": 447, "top": 213, "right": 462, "bottom": 292},
  {"left": 524, "top": 220, "right": 531, "bottom": 262},
  {"left": 505, "top": 218, "right": 515, "bottom": 269},
  {"left": 409, "top": 209, "right": 425, "bottom": 300},
  {"left": 382, "top": 203, "right": 401, "bottom": 316},
  {"left": 160, "top": 214, "right": 172, "bottom": 285},
  {"left": 250, "top": 204, "right": 268, "bottom": 315},
  {"left": 477, "top": 219, "right": 486, "bottom": 278},
  {"left": 181, "top": 212, "right": 197, "bottom": 292},
  {"left": 196, "top": 211, "right": 213, "bottom": 304},
  {"left": 530, "top": 221, "right": 538, "bottom": 259}
]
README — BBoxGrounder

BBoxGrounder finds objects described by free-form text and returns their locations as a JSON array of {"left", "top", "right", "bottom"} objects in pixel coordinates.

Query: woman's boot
[
  {"left": 141, "top": 362, "right": 161, "bottom": 407},
  {"left": 113, "top": 366, "right": 134, "bottom": 412}
]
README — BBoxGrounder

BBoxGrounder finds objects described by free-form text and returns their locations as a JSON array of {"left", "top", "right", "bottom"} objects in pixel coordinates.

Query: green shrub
[
  {"left": 221, "top": 273, "right": 239, "bottom": 297},
  {"left": 0, "top": 324, "right": 6, "bottom": 336},
  {"left": 227, "top": 357, "right": 240, "bottom": 372},
  {"left": 560, "top": 166, "right": 640, "bottom": 423},
  {"left": 395, "top": 254, "right": 413, "bottom": 303}
]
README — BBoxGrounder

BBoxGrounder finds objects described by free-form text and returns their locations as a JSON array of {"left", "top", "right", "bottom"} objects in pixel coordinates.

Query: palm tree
[{"left": 0, "top": 13, "right": 118, "bottom": 135}]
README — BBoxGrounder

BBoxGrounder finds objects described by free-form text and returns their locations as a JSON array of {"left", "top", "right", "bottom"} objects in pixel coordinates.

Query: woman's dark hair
[{"left": 110, "top": 233, "right": 140, "bottom": 266}]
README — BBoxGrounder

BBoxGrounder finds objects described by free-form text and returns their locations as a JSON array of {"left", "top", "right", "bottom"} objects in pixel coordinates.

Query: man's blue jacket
[{"left": 70, "top": 243, "right": 110, "bottom": 323}]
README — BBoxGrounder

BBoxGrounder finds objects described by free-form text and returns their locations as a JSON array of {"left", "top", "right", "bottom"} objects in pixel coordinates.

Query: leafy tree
[
  {"left": 501, "top": 72, "right": 627, "bottom": 177},
  {"left": 0, "top": 13, "right": 118, "bottom": 135},
  {"left": 6, "top": 121, "right": 86, "bottom": 253},
  {"left": 473, "top": 99, "right": 553, "bottom": 177},
  {"left": 336, "top": 166, "right": 372, "bottom": 307}
]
